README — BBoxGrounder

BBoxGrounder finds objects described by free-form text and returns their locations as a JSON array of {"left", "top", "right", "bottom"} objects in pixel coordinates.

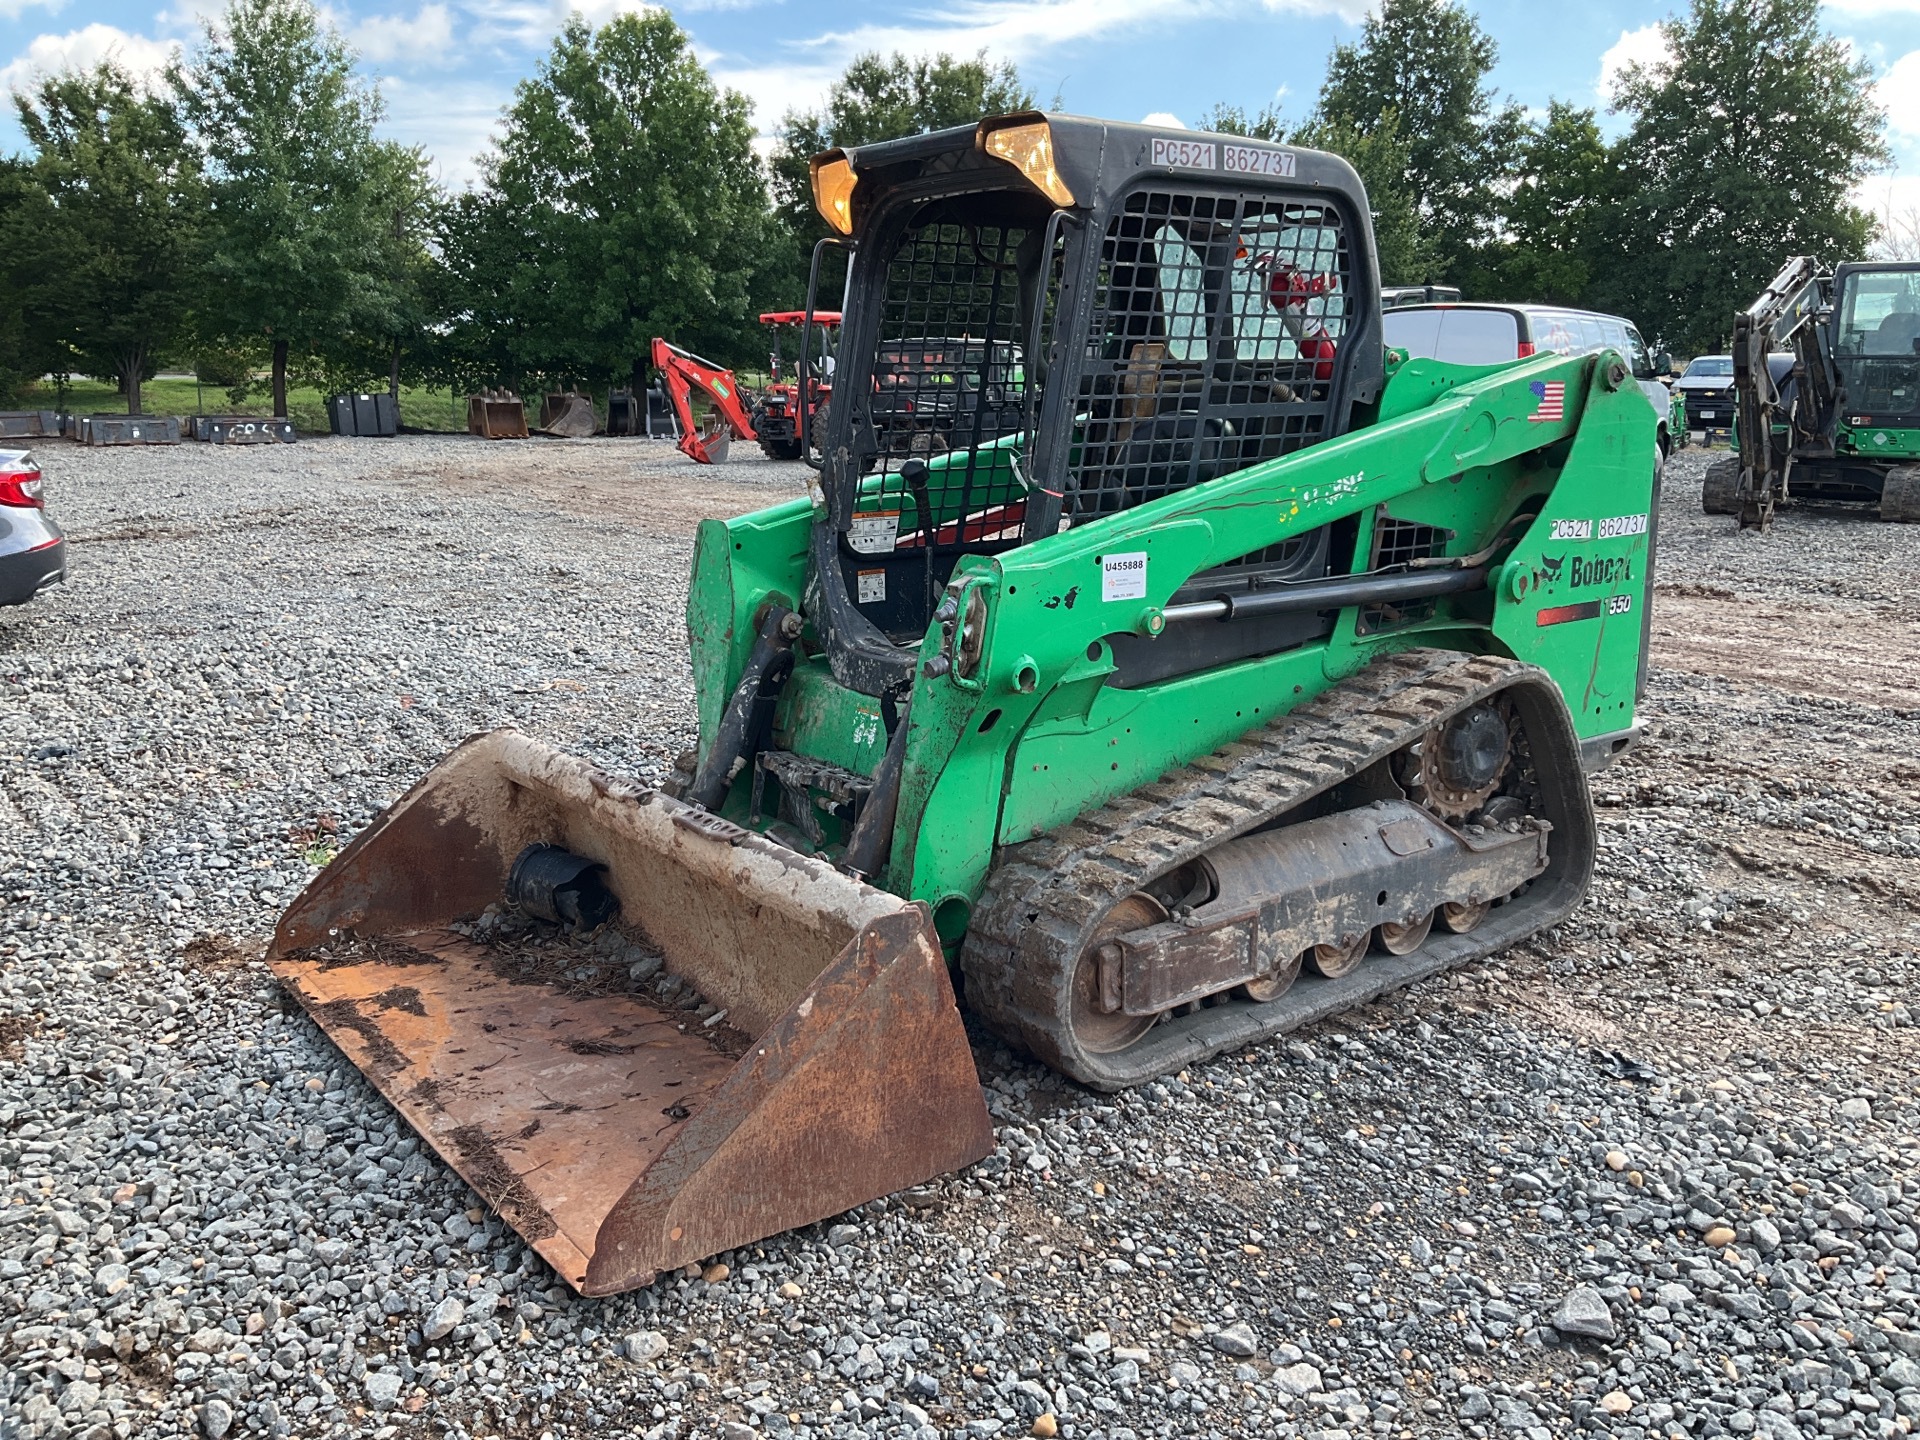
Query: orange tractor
[
  {"left": 650, "top": 313, "right": 841, "bottom": 465},
  {"left": 750, "top": 310, "right": 840, "bottom": 460}
]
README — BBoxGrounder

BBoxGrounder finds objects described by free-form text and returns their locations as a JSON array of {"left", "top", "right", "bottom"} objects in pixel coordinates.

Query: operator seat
[{"left": 1875, "top": 311, "right": 1920, "bottom": 353}]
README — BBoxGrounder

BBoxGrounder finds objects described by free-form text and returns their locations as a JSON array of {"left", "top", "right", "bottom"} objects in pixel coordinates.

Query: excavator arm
[
  {"left": 651, "top": 337, "right": 757, "bottom": 464},
  {"left": 1732, "top": 256, "right": 1835, "bottom": 528}
]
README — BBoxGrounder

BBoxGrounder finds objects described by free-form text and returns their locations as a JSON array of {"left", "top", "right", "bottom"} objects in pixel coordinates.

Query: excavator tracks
[{"left": 960, "top": 649, "right": 1598, "bottom": 1091}]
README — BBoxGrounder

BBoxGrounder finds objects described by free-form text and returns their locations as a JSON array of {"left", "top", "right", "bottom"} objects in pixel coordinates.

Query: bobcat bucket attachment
[
  {"left": 537, "top": 391, "right": 598, "bottom": 438},
  {"left": 267, "top": 730, "right": 993, "bottom": 1295},
  {"left": 466, "top": 391, "right": 530, "bottom": 440}
]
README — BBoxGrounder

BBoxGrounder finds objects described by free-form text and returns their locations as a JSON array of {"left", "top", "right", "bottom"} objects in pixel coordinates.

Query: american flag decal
[{"left": 1529, "top": 380, "right": 1565, "bottom": 422}]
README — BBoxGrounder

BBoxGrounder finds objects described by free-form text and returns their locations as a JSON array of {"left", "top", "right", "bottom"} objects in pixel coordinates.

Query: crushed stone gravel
[{"left": 1, "top": 436, "right": 1917, "bottom": 1440}]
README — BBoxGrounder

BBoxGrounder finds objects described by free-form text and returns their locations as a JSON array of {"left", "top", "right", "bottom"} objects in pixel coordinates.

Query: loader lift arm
[
  {"left": 651, "top": 336, "right": 757, "bottom": 464},
  {"left": 1730, "top": 256, "right": 1835, "bottom": 528}
]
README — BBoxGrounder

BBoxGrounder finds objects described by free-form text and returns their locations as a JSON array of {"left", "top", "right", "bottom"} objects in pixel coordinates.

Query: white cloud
[
  {"left": 0, "top": 24, "right": 180, "bottom": 98},
  {"left": 153, "top": 0, "right": 225, "bottom": 33},
  {"left": 708, "top": 0, "right": 1355, "bottom": 136},
  {"left": 1597, "top": 23, "right": 1668, "bottom": 102},
  {"left": 459, "top": 0, "right": 658, "bottom": 50},
  {"left": 704, "top": 56, "right": 841, "bottom": 129},
  {"left": 1140, "top": 110, "right": 1185, "bottom": 128},
  {"left": 1880, "top": 49, "right": 1920, "bottom": 141},
  {"left": 0, "top": 0, "right": 66, "bottom": 22},
  {"left": 352, "top": 3, "right": 455, "bottom": 65},
  {"left": 789, "top": 0, "right": 1358, "bottom": 75},
  {"left": 378, "top": 74, "right": 507, "bottom": 187},
  {"left": 1855, "top": 173, "right": 1920, "bottom": 258}
]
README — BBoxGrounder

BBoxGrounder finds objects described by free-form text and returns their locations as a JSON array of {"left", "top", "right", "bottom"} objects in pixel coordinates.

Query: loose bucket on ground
[{"left": 268, "top": 730, "right": 993, "bottom": 1295}]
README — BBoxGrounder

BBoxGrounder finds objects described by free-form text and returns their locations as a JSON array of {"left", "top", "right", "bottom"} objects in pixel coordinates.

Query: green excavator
[
  {"left": 268, "top": 113, "right": 1661, "bottom": 1294},
  {"left": 1705, "top": 254, "right": 1920, "bottom": 527}
]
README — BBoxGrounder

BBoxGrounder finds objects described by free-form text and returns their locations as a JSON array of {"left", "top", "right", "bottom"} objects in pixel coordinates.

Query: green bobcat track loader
[{"left": 269, "top": 113, "right": 1661, "bottom": 1295}]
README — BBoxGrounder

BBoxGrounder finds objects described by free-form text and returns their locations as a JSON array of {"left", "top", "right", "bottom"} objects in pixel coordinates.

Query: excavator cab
[{"left": 1833, "top": 266, "right": 1920, "bottom": 408}]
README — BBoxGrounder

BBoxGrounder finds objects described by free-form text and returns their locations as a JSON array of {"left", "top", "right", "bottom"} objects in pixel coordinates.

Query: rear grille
[{"left": 1362, "top": 514, "right": 1451, "bottom": 631}]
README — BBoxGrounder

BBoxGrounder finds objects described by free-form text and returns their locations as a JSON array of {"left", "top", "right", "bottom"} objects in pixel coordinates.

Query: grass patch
[{"left": 16, "top": 377, "right": 472, "bottom": 434}]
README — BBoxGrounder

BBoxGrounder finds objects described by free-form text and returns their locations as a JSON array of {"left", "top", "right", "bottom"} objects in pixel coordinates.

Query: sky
[{"left": 3, "top": 0, "right": 1920, "bottom": 221}]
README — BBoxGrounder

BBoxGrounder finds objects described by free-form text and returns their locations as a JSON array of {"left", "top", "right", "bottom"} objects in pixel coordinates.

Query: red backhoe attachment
[{"left": 650, "top": 338, "right": 756, "bottom": 464}]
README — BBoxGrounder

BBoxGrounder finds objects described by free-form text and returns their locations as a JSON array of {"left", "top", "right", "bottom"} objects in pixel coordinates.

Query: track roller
[
  {"left": 1377, "top": 911, "right": 1435, "bottom": 956},
  {"left": 1304, "top": 933, "right": 1368, "bottom": 979}
]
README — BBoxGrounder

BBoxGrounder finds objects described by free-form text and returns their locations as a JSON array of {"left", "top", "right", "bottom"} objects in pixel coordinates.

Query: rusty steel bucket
[
  {"left": 536, "top": 391, "right": 598, "bottom": 438},
  {"left": 268, "top": 730, "right": 993, "bottom": 1295},
  {"left": 466, "top": 392, "right": 529, "bottom": 440}
]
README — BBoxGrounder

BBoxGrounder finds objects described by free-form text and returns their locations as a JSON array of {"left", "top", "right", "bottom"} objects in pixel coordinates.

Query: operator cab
[
  {"left": 803, "top": 114, "right": 1382, "bottom": 694},
  {"left": 1832, "top": 263, "right": 1920, "bottom": 422},
  {"left": 760, "top": 310, "right": 839, "bottom": 386}
]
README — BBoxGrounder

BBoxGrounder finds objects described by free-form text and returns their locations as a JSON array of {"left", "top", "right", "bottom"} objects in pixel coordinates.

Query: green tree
[
  {"left": 309, "top": 140, "right": 439, "bottom": 400},
  {"left": 1485, "top": 102, "right": 1623, "bottom": 307},
  {"left": 1315, "top": 0, "right": 1525, "bottom": 283},
  {"left": 1200, "top": 102, "right": 1286, "bottom": 143},
  {"left": 438, "top": 10, "right": 779, "bottom": 391},
  {"left": 771, "top": 52, "right": 1032, "bottom": 288},
  {"left": 3, "top": 65, "right": 202, "bottom": 414},
  {"left": 1607, "top": 0, "right": 1885, "bottom": 353},
  {"left": 172, "top": 0, "right": 406, "bottom": 415},
  {"left": 0, "top": 160, "right": 59, "bottom": 403},
  {"left": 1201, "top": 103, "right": 1429, "bottom": 285}
]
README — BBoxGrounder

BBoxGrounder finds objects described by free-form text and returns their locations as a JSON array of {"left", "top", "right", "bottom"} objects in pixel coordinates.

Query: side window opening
[
  {"left": 1622, "top": 324, "right": 1654, "bottom": 378},
  {"left": 1532, "top": 313, "right": 1578, "bottom": 355},
  {"left": 1154, "top": 228, "right": 1210, "bottom": 363},
  {"left": 835, "top": 203, "right": 1044, "bottom": 641},
  {"left": 1067, "top": 189, "right": 1353, "bottom": 522}
]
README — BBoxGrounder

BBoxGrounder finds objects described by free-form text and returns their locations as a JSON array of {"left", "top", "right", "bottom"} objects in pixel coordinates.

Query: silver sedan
[{"left": 0, "top": 448, "right": 66, "bottom": 606}]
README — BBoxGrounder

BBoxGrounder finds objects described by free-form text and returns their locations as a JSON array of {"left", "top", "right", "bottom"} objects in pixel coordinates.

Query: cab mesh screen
[
  {"left": 844, "top": 220, "right": 1032, "bottom": 553},
  {"left": 1062, "top": 190, "right": 1351, "bottom": 522}
]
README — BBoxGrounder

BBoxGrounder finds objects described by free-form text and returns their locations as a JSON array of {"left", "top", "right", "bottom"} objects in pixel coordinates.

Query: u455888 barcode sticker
[{"left": 1101, "top": 552, "right": 1148, "bottom": 603}]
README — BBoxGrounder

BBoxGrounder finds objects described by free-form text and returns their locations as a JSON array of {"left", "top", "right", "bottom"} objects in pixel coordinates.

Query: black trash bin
[{"left": 327, "top": 392, "right": 399, "bottom": 437}]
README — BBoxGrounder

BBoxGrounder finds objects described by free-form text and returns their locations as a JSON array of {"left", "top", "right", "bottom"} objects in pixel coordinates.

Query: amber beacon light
[
  {"left": 811, "top": 155, "right": 857, "bottom": 235},
  {"left": 983, "top": 121, "right": 1075, "bottom": 207}
]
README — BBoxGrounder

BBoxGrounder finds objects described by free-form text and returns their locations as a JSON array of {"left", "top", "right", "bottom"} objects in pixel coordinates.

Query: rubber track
[
  {"left": 960, "top": 647, "right": 1595, "bottom": 1090},
  {"left": 1880, "top": 465, "right": 1920, "bottom": 523},
  {"left": 1702, "top": 457, "right": 1741, "bottom": 516}
]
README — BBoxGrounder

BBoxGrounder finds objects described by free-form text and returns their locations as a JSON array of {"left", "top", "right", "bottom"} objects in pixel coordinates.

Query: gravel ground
[{"left": 2, "top": 436, "right": 1917, "bottom": 1440}]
